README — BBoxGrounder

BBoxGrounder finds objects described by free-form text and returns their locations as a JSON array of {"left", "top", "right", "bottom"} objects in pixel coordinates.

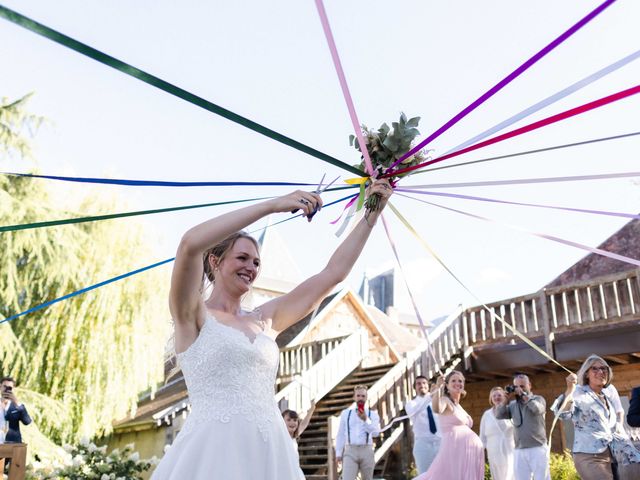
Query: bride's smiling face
[{"left": 215, "top": 238, "right": 260, "bottom": 294}]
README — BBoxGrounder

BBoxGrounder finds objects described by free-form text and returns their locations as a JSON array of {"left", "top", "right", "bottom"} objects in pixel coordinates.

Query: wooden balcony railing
[{"left": 277, "top": 335, "right": 347, "bottom": 386}]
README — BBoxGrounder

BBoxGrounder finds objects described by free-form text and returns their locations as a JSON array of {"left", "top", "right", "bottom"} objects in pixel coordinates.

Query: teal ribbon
[{"left": 0, "top": 5, "right": 365, "bottom": 177}]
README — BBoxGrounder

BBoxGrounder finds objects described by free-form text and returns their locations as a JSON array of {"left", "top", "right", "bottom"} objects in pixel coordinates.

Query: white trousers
[
  {"left": 514, "top": 445, "right": 550, "bottom": 480},
  {"left": 413, "top": 436, "right": 441, "bottom": 474}
]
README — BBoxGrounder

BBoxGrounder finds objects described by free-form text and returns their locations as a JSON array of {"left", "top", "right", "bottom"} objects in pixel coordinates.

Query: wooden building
[{"left": 107, "top": 219, "right": 640, "bottom": 479}]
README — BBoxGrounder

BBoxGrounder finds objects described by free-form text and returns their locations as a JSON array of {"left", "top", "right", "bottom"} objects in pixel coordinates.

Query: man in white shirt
[
  {"left": 335, "top": 385, "right": 381, "bottom": 480},
  {"left": 404, "top": 375, "right": 440, "bottom": 474}
]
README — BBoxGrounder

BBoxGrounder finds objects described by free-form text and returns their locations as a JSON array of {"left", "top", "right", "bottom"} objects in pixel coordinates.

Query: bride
[{"left": 151, "top": 180, "right": 392, "bottom": 479}]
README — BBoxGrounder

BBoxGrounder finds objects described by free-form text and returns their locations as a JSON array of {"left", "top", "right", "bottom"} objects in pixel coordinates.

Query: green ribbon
[
  {"left": 0, "top": 5, "right": 365, "bottom": 177},
  {"left": 0, "top": 197, "right": 270, "bottom": 233},
  {"left": 0, "top": 186, "right": 357, "bottom": 232}
]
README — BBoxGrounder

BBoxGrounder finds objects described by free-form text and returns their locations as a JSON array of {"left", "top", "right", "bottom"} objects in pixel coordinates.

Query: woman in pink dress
[{"left": 413, "top": 371, "right": 484, "bottom": 480}]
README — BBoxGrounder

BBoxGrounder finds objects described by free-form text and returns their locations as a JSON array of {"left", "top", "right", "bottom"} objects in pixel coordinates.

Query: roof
[
  {"left": 364, "top": 305, "right": 423, "bottom": 354},
  {"left": 546, "top": 217, "right": 640, "bottom": 287}
]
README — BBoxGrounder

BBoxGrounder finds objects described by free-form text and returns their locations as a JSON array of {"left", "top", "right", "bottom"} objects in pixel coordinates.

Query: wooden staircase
[{"left": 298, "top": 363, "right": 394, "bottom": 480}]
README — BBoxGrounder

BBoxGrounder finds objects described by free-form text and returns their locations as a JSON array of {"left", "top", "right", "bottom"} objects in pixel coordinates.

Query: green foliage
[
  {"left": 550, "top": 450, "right": 580, "bottom": 480},
  {"left": 348, "top": 112, "right": 428, "bottom": 178},
  {"left": 26, "top": 439, "right": 156, "bottom": 480},
  {"left": 0, "top": 93, "right": 43, "bottom": 159},
  {"left": 0, "top": 95, "right": 171, "bottom": 444},
  {"left": 482, "top": 452, "right": 579, "bottom": 480},
  {"left": 348, "top": 112, "right": 429, "bottom": 212}
]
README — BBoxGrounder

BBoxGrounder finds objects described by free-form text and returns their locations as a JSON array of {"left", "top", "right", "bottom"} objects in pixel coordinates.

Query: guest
[
  {"left": 495, "top": 374, "right": 549, "bottom": 480},
  {"left": 404, "top": 376, "right": 440, "bottom": 474},
  {"left": 627, "top": 386, "right": 640, "bottom": 428},
  {"left": 480, "top": 387, "right": 515, "bottom": 480},
  {"left": 282, "top": 400, "right": 316, "bottom": 467},
  {"left": 556, "top": 355, "right": 640, "bottom": 480},
  {"left": 335, "top": 385, "right": 381, "bottom": 480},
  {"left": 413, "top": 371, "right": 483, "bottom": 480},
  {"left": 1, "top": 377, "right": 31, "bottom": 443}
]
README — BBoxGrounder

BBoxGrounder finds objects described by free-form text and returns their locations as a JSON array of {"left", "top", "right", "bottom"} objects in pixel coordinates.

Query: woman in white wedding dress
[
  {"left": 151, "top": 180, "right": 392, "bottom": 479},
  {"left": 479, "top": 387, "right": 515, "bottom": 480}
]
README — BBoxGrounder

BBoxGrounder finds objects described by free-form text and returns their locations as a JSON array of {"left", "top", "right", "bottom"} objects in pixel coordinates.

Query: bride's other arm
[{"left": 262, "top": 180, "right": 392, "bottom": 333}]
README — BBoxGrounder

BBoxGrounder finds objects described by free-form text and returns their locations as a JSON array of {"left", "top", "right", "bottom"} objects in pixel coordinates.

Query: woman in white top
[{"left": 480, "top": 387, "right": 515, "bottom": 480}]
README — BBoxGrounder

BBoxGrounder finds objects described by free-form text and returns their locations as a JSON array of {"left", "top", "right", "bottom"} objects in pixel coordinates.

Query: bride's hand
[
  {"left": 268, "top": 190, "right": 323, "bottom": 220},
  {"left": 366, "top": 179, "right": 393, "bottom": 209}
]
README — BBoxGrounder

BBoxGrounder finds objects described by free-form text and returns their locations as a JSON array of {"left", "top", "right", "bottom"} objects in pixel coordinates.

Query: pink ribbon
[{"left": 314, "top": 0, "right": 374, "bottom": 177}]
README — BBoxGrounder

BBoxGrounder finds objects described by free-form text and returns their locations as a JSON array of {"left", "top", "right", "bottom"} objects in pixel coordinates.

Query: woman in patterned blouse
[{"left": 557, "top": 354, "right": 640, "bottom": 480}]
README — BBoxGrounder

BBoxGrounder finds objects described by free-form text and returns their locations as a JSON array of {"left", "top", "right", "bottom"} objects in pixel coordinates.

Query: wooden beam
[
  {"left": 603, "top": 355, "right": 629, "bottom": 365},
  {"left": 484, "top": 370, "right": 514, "bottom": 379}
]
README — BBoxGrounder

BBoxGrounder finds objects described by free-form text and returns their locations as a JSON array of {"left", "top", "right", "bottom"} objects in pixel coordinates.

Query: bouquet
[{"left": 349, "top": 112, "right": 429, "bottom": 213}]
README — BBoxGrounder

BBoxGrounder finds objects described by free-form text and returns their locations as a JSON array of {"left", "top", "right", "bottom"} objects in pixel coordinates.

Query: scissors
[{"left": 292, "top": 173, "right": 340, "bottom": 219}]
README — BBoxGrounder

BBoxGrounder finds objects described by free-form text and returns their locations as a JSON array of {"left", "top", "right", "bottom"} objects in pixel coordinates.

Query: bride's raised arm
[
  {"left": 262, "top": 179, "right": 392, "bottom": 333},
  {"left": 169, "top": 190, "right": 322, "bottom": 325}
]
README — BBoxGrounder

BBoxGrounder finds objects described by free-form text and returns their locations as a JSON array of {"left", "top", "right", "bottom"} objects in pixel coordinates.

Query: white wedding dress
[{"left": 151, "top": 315, "right": 304, "bottom": 479}]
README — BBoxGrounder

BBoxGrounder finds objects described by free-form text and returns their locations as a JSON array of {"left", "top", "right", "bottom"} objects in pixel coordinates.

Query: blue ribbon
[
  {"left": 3, "top": 172, "right": 317, "bottom": 187},
  {"left": 1, "top": 194, "right": 355, "bottom": 324}
]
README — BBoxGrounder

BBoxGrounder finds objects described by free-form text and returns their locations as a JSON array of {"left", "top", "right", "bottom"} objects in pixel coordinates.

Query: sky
[{"left": 2, "top": 0, "right": 640, "bottom": 323}]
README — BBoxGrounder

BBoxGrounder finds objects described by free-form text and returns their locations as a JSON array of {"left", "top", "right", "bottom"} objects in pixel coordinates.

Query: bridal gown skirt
[{"left": 151, "top": 409, "right": 304, "bottom": 479}]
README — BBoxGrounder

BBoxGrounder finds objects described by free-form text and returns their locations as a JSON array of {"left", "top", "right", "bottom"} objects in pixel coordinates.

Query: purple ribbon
[
  {"left": 395, "top": 188, "right": 640, "bottom": 220},
  {"left": 387, "top": 0, "right": 617, "bottom": 173}
]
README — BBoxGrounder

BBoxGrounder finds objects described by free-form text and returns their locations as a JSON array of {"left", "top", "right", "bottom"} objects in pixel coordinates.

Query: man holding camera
[
  {"left": 495, "top": 374, "right": 550, "bottom": 480},
  {"left": 1, "top": 376, "right": 32, "bottom": 443},
  {"left": 335, "top": 385, "right": 381, "bottom": 480}
]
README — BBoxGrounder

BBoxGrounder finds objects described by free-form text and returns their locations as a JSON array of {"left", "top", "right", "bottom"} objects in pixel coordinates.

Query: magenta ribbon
[{"left": 386, "top": 0, "right": 617, "bottom": 173}]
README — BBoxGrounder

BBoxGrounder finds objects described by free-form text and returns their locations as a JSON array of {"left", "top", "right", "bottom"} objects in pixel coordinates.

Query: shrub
[{"left": 26, "top": 438, "right": 158, "bottom": 480}]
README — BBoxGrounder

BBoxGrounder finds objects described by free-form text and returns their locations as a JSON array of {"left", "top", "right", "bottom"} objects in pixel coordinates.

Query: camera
[{"left": 505, "top": 385, "right": 516, "bottom": 394}]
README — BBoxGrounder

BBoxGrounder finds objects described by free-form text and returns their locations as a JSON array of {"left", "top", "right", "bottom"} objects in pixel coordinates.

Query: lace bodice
[{"left": 176, "top": 315, "right": 280, "bottom": 442}]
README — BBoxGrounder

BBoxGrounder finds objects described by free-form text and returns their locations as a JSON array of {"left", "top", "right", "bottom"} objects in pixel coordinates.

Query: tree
[{"left": 0, "top": 94, "right": 171, "bottom": 444}]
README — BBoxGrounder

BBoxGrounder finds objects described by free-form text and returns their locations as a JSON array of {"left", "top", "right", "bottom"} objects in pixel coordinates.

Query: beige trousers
[
  {"left": 341, "top": 444, "right": 375, "bottom": 480},
  {"left": 573, "top": 448, "right": 615, "bottom": 480}
]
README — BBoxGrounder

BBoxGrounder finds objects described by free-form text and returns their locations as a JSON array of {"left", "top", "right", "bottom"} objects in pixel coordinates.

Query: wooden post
[
  {"left": 0, "top": 443, "right": 27, "bottom": 480},
  {"left": 538, "top": 290, "right": 555, "bottom": 359},
  {"left": 327, "top": 417, "right": 338, "bottom": 480}
]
